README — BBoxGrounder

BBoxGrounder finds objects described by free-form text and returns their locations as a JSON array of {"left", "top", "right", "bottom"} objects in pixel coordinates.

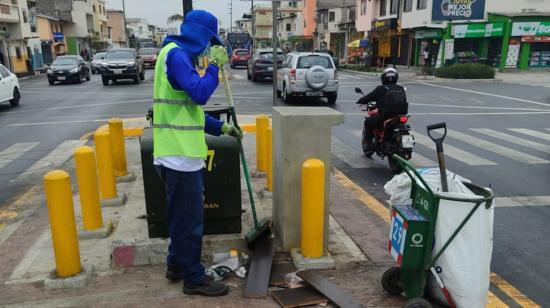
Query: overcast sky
[{"left": 106, "top": 0, "right": 251, "bottom": 29}]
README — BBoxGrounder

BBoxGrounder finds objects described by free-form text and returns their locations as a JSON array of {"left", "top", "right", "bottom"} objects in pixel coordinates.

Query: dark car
[
  {"left": 139, "top": 48, "right": 158, "bottom": 69},
  {"left": 98, "top": 48, "right": 145, "bottom": 86},
  {"left": 230, "top": 49, "right": 251, "bottom": 68},
  {"left": 247, "top": 48, "right": 284, "bottom": 82},
  {"left": 314, "top": 49, "right": 339, "bottom": 69},
  {"left": 47, "top": 56, "right": 91, "bottom": 85}
]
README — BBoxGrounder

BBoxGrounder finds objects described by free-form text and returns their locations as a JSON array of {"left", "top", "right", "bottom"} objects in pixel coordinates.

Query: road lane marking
[
  {"left": 472, "top": 128, "right": 550, "bottom": 154},
  {"left": 47, "top": 99, "right": 151, "bottom": 110},
  {"left": 418, "top": 82, "right": 550, "bottom": 108},
  {"left": 8, "top": 231, "right": 50, "bottom": 282},
  {"left": 412, "top": 103, "right": 550, "bottom": 112},
  {"left": 0, "top": 143, "right": 39, "bottom": 169},
  {"left": 490, "top": 273, "right": 541, "bottom": 308},
  {"left": 413, "top": 133, "right": 497, "bottom": 166},
  {"left": 495, "top": 196, "right": 550, "bottom": 208},
  {"left": 509, "top": 129, "right": 550, "bottom": 142},
  {"left": 334, "top": 168, "right": 539, "bottom": 308},
  {"left": 11, "top": 140, "right": 87, "bottom": 182},
  {"left": 447, "top": 130, "right": 550, "bottom": 164}
]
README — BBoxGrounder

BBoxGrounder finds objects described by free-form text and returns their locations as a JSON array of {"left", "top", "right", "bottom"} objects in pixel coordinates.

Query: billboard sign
[
  {"left": 452, "top": 23, "right": 504, "bottom": 38},
  {"left": 432, "top": 0, "right": 486, "bottom": 21},
  {"left": 512, "top": 22, "right": 550, "bottom": 36}
]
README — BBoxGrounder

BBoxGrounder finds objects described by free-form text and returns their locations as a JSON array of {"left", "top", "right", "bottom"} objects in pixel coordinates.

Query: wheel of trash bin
[
  {"left": 403, "top": 297, "right": 433, "bottom": 308},
  {"left": 381, "top": 266, "right": 403, "bottom": 295}
]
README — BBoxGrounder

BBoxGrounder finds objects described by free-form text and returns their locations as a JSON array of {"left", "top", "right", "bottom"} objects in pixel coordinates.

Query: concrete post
[{"left": 272, "top": 107, "right": 344, "bottom": 251}]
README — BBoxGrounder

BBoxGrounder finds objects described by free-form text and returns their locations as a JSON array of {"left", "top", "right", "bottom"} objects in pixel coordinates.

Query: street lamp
[{"left": 122, "top": 0, "right": 129, "bottom": 47}]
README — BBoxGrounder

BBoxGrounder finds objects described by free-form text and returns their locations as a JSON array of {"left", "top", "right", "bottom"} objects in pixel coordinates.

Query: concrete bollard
[
  {"left": 43, "top": 170, "right": 82, "bottom": 277},
  {"left": 74, "top": 146, "right": 103, "bottom": 230},
  {"left": 301, "top": 159, "right": 325, "bottom": 258},
  {"left": 108, "top": 118, "right": 128, "bottom": 177},
  {"left": 256, "top": 115, "right": 269, "bottom": 172},
  {"left": 94, "top": 131, "right": 117, "bottom": 200},
  {"left": 266, "top": 126, "right": 273, "bottom": 192}
]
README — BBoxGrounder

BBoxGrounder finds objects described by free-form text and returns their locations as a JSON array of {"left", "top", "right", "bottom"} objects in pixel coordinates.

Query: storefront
[
  {"left": 412, "top": 28, "right": 444, "bottom": 67},
  {"left": 368, "top": 18, "right": 409, "bottom": 66},
  {"left": 443, "top": 22, "right": 504, "bottom": 67},
  {"left": 511, "top": 21, "right": 550, "bottom": 69}
]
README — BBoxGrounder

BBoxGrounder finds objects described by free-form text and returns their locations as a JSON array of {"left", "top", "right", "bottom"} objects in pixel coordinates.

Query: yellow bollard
[
  {"left": 108, "top": 118, "right": 128, "bottom": 177},
  {"left": 44, "top": 170, "right": 82, "bottom": 277},
  {"left": 266, "top": 126, "right": 273, "bottom": 192},
  {"left": 94, "top": 130, "right": 117, "bottom": 200},
  {"left": 301, "top": 159, "right": 325, "bottom": 258},
  {"left": 256, "top": 115, "right": 269, "bottom": 172},
  {"left": 74, "top": 146, "right": 104, "bottom": 230}
]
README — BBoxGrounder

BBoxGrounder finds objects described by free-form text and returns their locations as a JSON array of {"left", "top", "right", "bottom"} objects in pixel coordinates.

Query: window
[
  {"left": 286, "top": 23, "right": 291, "bottom": 31},
  {"left": 380, "top": 0, "right": 387, "bottom": 16},
  {"left": 0, "top": 65, "right": 10, "bottom": 78},
  {"left": 15, "top": 47, "right": 22, "bottom": 60},
  {"left": 417, "top": 0, "right": 427, "bottom": 10},
  {"left": 93, "top": 5, "right": 96, "bottom": 13},
  {"left": 390, "top": 0, "right": 398, "bottom": 14},
  {"left": 329, "top": 11, "right": 335, "bottom": 22},
  {"left": 404, "top": 0, "right": 413, "bottom": 12},
  {"left": 139, "top": 26, "right": 143, "bottom": 34},
  {"left": 360, "top": 0, "right": 367, "bottom": 15},
  {"left": 297, "top": 55, "right": 333, "bottom": 69}
]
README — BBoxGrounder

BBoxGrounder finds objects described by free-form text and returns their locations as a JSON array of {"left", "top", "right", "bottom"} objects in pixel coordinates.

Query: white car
[
  {"left": 0, "top": 64, "right": 20, "bottom": 107},
  {"left": 276, "top": 52, "right": 338, "bottom": 105}
]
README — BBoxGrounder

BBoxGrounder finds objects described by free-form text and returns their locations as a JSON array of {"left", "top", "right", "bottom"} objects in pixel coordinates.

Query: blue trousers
[{"left": 156, "top": 165, "right": 205, "bottom": 284}]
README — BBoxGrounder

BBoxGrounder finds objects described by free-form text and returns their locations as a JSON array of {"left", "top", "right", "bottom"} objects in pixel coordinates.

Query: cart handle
[{"left": 393, "top": 154, "right": 436, "bottom": 197}]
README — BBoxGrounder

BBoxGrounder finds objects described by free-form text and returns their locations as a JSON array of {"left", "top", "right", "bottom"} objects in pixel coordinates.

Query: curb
[{"left": 413, "top": 76, "right": 504, "bottom": 83}]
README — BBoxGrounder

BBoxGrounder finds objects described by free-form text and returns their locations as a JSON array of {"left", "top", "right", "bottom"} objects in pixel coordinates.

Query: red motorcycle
[{"left": 355, "top": 87, "right": 414, "bottom": 173}]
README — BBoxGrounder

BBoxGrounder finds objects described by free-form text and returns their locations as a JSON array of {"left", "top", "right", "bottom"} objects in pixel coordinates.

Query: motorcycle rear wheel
[{"left": 362, "top": 127, "right": 375, "bottom": 158}]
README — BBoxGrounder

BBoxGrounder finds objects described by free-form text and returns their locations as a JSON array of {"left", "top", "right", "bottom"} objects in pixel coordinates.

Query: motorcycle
[{"left": 355, "top": 87, "right": 414, "bottom": 173}]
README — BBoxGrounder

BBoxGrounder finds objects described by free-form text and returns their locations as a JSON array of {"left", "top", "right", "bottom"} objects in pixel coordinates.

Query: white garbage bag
[{"left": 384, "top": 167, "right": 494, "bottom": 308}]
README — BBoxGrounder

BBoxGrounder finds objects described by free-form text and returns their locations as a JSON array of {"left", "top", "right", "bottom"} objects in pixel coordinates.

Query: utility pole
[
  {"left": 229, "top": 0, "right": 233, "bottom": 33},
  {"left": 272, "top": 1, "right": 278, "bottom": 105},
  {"left": 122, "top": 0, "right": 129, "bottom": 47},
  {"left": 183, "top": 0, "right": 193, "bottom": 16},
  {"left": 251, "top": 0, "right": 255, "bottom": 50}
]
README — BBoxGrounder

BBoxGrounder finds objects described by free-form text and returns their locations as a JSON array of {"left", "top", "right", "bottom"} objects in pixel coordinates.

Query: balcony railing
[{"left": 0, "top": 3, "right": 20, "bottom": 24}]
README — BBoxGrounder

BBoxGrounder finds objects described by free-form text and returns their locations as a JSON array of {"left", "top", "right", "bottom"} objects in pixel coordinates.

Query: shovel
[{"left": 427, "top": 122, "right": 448, "bottom": 192}]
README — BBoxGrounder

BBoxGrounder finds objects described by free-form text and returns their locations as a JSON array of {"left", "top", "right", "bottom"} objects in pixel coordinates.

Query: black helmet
[{"left": 381, "top": 67, "right": 399, "bottom": 84}]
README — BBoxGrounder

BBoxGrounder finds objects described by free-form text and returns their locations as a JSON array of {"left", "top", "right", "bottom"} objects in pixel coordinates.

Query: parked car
[
  {"left": 47, "top": 56, "right": 91, "bottom": 85},
  {"left": 314, "top": 49, "right": 339, "bottom": 69},
  {"left": 99, "top": 48, "right": 144, "bottom": 86},
  {"left": 91, "top": 52, "right": 107, "bottom": 74},
  {"left": 276, "top": 52, "right": 338, "bottom": 105},
  {"left": 139, "top": 47, "right": 158, "bottom": 68},
  {"left": 0, "top": 64, "right": 20, "bottom": 107},
  {"left": 230, "top": 49, "right": 251, "bottom": 68},
  {"left": 247, "top": 48, "right": 284, "bottom": 82}
]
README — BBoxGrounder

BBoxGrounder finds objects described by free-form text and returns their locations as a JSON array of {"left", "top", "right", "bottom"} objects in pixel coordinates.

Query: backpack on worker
[{"left": 383, "top": 84, "right": 408, "bottom": 117}]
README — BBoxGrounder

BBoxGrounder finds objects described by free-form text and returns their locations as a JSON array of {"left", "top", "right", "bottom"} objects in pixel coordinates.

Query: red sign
[{"left": 521, "top": 36, "right": 550, "bottom": 43}]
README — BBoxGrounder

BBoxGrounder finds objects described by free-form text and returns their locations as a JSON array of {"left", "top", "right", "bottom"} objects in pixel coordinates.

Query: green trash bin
[{"left": 140, "top": 127, "right": 242, "bottom": 238}]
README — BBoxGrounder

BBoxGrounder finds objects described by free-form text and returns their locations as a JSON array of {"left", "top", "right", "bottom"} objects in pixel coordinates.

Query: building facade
[
  {"left": 0, "top": 0, "right": 33, "bottom": 74},
  {"left": 107, "top": 9, "right": 126, "bottom": 48}
]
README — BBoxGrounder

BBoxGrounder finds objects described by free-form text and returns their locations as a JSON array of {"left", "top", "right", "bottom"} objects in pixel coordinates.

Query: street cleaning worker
[{"left": 152, "top": 10, "right": 242, "bottom": 297}]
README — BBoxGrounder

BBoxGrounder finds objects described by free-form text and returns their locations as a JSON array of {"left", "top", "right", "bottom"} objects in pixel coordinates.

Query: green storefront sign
[
  {"left": 512, "top": 22, "right": 550, "bottom": 36},
  {"left": 415, "top": 29, "right": 443, "bottom": 39},
  {"left": 452, "top": 23, "right": 504, "bottom": 38}
]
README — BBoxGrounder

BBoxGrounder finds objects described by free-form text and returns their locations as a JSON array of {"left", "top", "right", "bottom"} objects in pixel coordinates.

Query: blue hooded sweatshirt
[{"left": 161, "top": 10, "right": 224, "bottom": 136}]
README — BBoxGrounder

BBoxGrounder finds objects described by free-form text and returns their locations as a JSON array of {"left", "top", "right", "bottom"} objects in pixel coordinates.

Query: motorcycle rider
[{"left": 357, "top": 67, "right": 407, "bottom": 153}]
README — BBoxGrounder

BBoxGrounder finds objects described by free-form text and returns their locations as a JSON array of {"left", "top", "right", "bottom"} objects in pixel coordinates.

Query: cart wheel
[
  {"left": 403, "top": 297, "right": 433, "bottom": 308},
  {"left": 388, "top": 155, "right": 403, "bottom": 174},
  {"left": 381, "top": 267, "right": 403, "bottom": 295}
]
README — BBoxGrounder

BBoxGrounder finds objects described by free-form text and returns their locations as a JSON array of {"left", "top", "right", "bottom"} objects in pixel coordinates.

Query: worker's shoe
[
  {"left": 183, "top": 276, "right": 229, "bottom": 296},
  {"left": 165, "top": 265, "right": 182, "bottom": 282}
]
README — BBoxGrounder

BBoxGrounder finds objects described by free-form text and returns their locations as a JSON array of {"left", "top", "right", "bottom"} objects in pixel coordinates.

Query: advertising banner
[
  {"left": 432, "top": 0, "right": 486, "bottom": 21},
  {"left": 452, "top": 23, "right": 504, "bottom": 38},
  {"left": 512, "top": 22, "right": 550, "bottom": 36}
]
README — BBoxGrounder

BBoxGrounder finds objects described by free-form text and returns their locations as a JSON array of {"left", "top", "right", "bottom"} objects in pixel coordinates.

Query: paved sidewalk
[{"left": 0, "top": 116, "right": 402, "bottom": 307}]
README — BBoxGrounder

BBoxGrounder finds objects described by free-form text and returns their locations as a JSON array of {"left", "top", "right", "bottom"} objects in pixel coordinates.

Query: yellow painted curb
[
  {"left": 123, "top": 127, "right": 144, "bottom": 137},
  {"left": 241, "top": 123, "right": 256, "bottom": 133}
]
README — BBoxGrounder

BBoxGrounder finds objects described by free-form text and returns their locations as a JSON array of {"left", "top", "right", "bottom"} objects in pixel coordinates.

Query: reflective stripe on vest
[{"left": 152, "top": 42, "right": 208, "bottom": 159}]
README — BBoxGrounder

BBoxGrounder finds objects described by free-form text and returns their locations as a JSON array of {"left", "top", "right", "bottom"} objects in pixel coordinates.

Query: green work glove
[
  {"left": 222, "top": 123, "right": 243, "bottom": 140},
  {"left": 209, "top": 45, "right": 229, "bottom": 67}
]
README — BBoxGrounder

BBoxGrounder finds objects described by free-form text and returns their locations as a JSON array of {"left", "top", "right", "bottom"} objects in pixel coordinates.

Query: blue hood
[{"left": 162, "top": 10, "right": 223, "bottom": 59}]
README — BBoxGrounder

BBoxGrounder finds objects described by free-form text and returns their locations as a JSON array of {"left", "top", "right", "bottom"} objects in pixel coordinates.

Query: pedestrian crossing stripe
[
  {"left": 413, "top": 133, "right": 497, "bottom": 166},
  {"left": 472, "top": 128, "right": 550, "bottom": 154},
  {"left": 0, "top": 143, "right": 39, "bottom": 169},
  {"left": 509, "top": 128, "right": 550, "bottom": 142}
]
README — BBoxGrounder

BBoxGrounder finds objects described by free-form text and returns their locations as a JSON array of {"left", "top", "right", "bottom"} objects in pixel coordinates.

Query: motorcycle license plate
[{"left": 401, "top": 135, "right": 414, "bottom": 148}]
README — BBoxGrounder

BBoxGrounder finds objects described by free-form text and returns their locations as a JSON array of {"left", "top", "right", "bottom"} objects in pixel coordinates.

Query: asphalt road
[{"left": 1, "top": 65, "right": 549, "bottom": 306}]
